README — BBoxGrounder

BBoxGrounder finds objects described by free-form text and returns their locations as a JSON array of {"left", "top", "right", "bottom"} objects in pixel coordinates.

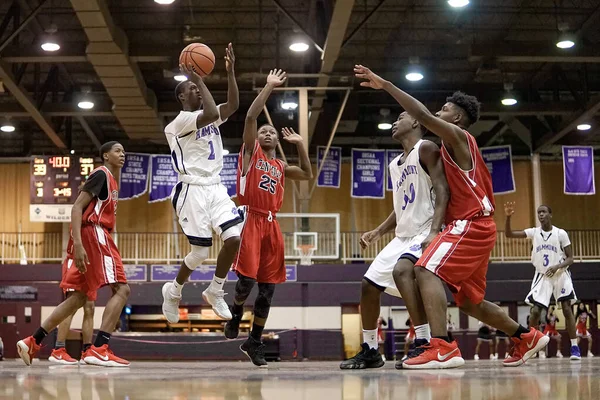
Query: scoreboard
[{"left": 30, "top": 156, "right": 95, "bottom": 222}]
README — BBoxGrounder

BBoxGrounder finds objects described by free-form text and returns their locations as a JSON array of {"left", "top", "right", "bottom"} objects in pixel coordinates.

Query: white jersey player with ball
[
  {"left": 162, "top": 44, "right": 242, "bottom": 322},
  {"left": 340, "top": 112, "right": 449, "bottom": 370}
]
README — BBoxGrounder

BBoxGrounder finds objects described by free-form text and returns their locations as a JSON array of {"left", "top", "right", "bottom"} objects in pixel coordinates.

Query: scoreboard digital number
[{"left": 30, "top": 156, "right": 95, "bottom": 205}]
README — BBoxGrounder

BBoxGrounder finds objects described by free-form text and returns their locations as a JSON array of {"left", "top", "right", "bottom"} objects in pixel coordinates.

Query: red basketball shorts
[
  {"left": 232, "top": 210, "right": 286, "bottom": 284},
  {"left": 60, "top": 224, "right": 126, "bottom": 301},
  {"left": 416, "top": 217, "right": 496, "bottom": 306}
]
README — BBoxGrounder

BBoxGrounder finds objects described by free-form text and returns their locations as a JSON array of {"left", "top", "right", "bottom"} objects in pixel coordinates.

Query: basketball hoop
[{"left": 297, "top": 244, "right": 316, "bottom": 265}]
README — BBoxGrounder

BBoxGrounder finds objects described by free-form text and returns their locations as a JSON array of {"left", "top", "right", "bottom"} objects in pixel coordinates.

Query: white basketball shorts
[
  {"left": 171, "top": 182, "right": 242, "bottom": 247},
  {"left": 525, "top": 269, "right": 577, "bottom": 309},
  {"left": 364, "top": 231, "right": 428, "bottom": 298}
]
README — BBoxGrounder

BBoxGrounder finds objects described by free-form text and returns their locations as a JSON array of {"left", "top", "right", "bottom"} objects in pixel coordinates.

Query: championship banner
[
  {"left": 386, "top": 149, "right": 402, "bottom": 191},
  {"left": 563, "top": 146, "right": 595, "bottom": 195},
  {"left": 317, "top": 146, "right": 341, "bottom": 188},
  {"left": 149, "top": 155, "right": 179, "bottom": 203},
  {"left": 351, "top": 149, "right": 385, "bottom": 199},
  {"left": 123, "top": 265, "right": 147, "bottom": 282},
  {"left": 480, "top": 145, "right": 516, "bottom": 194},
  {"left": 220, "top": 154, "right": 238, "bottom": 197},
  {"left": 119, "top": 153, "right": 150, "bottom": 200}
]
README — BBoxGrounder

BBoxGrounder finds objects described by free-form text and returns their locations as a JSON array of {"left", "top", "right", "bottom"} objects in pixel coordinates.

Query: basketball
[{"left": 179, "top": 43, "right": 215, "bottom": 77}]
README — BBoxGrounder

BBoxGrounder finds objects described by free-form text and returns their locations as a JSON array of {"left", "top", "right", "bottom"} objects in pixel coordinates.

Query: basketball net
[{"left": 298, "top": 244, "right": 315, "bottom": 265}]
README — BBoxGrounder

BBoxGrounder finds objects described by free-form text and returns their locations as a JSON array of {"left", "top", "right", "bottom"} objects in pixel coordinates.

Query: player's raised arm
[
  {"left": 354, "top": 65, "right": 472, "bottom": 168},
  {"left": 242, "top": 69, "right": 287, "bottom": 159},
  {"left": 281, "top": 127, "right": 313, "bottom": 181},
  {"left": 218, "top": 43, "right": 239, "bottom": 120},
  {"left": 180, "top": 63, "right": 220, "bottom": 129},
  {"left": 419, "top": 141, "right": 449, "bottom": 250},
  {"left": 503, "top": 202, "right": 527, "bottom": 238}
]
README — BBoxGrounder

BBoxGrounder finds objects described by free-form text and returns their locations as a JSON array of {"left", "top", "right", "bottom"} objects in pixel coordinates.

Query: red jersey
[
  {"left": 441, "top": 131, "right": 495, "bottom": 223},
  {"left": 81, "top": 166, "right": 119, "bottom": 232},
  {"left": 237, "top": 141, "right": 285, "bottom": 213}
]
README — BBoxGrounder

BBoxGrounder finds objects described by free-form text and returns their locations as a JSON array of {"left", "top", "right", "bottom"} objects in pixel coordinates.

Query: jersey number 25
[{"left": 259, "top": 174, "right": 277, "bottom": 194}]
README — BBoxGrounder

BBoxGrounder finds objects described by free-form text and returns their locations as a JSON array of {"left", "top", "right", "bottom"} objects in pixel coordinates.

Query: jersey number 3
[
  {"left": 259, "top": 174, "right": 277, "bottom": 194},
  {"left": 543, "top": 254, "right": 549, "bottom": 267}
]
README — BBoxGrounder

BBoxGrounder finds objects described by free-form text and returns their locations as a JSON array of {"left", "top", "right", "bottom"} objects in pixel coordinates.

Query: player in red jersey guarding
[
  {"left": 355, "top": 65, "right": 549, "bottom": 369},
  {"left": 224, "top": 69, "right": 313, "bottom": 367},
  {"left": 17, "top": 142, "right": 131, "bottom": 367}
]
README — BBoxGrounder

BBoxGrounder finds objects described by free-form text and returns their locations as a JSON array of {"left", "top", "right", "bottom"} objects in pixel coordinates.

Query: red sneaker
[
  {"left": 402, "top": 338, "right": 465, "bottom": 369},
  {"left": 48, "top": 347, "right": 78, "bottom": 365},
  {"left": 503, "top": 329, "right": 549, "bottom": 367},
  {"left": 80, "top": 348, "right": 92, "bottom": 365},
  {"left": 83, "top": 344, "right": 130, "bottom": 367},
  {"left": 503, "top": 338, "right": 523, "bottom": 367},
  {"left": 17, "top": 336, "right": 40, "bottom": 366}
]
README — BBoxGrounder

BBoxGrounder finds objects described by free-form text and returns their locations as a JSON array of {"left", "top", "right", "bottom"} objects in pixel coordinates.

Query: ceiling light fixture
[
  {"left": 154, "top": 0, "right": 176, "bottom": 4},
  {"left": 289, "top": 42, "right": 309, "bottom": 52},
  {"left": 0, "top": 123, "right": 15, "bottom": 133},
  {"left": 406, "top": 56, "right": 424, "bottom": 82},
  {"left": 281, "top": 92, "right": 298, "bottom": 110},
  {"left": 556, "top": 23, "right": 575, "bottom": 49},
  {"left": 378, "top": 123, "right": 392, "bottom": 130},
  {"left": 405, "top": 72, "right": 424, "bottom": 82},
  {"left": 577, "top": 123, "right": 591, "bottom": 131},
  {"left": 41, "top": 24, "right": 60, "bottom": 52},
  {"left": 501, "top": 82, "right": 518, "bottom": 106},
  {"left": 174, "top": 74, "right": 187, "bottom": 82},
  {"left": 448, "top": 0, "right": 469, "bottom": 8}
]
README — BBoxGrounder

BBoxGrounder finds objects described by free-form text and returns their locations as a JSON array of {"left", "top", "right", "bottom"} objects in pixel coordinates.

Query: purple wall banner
[
  {"left": 119, "top": 153, "right": 150, "bottom": 200},
  {"left": 124, "top": 265, "right": 147, "bottom": 282},
  {"left": 150, "top": 265, "right": 180, "bottom": 281},
  {"left": 317, "top": 146, "right": 341, "bottom": 188},
  {"left": 480, "top": 145, "right": 516, "bottom": 195},
  {"left": 285, "top": 265, "right": 297, "bottom": 282},
  {"left": 149, "top": 155, "right": 179, "bottom": 203},
  {"left": 220, "top": 153, "right": 238, "bottom": 197},
  {"left": 386, "top": 149, "right": 402, "bottom": 191},
  {"left": 351, "top": 149, "right": 386, "bottom": 199},
  {"left": 563, "top": 146, "right": 595, "bottom": 195}
]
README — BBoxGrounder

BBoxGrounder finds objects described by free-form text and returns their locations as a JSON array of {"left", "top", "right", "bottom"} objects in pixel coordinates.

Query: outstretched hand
[
  {"left": 179, "top": 62, "right": 202, "bottom": 83},
  {"left": 225, "top": 43, "right": 235, "bottom": 72},
  {"left": 282, "top": 127, "right": 302, "bottom": 144},
  {"left": 266, "top": 69, "right": 287, "bottom": 87},
  {"left": 354, "top": 65, "right": 386, "bottom": 90},
  {"left": 504, "top": 201, "right": 515, "bottom": 217}
]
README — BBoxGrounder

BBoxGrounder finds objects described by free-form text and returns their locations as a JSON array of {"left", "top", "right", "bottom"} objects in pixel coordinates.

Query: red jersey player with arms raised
[
  {"left": 355, "top": 65, "right": 549, "bottom": 369},
  {"left": 224, "top": 69, "right": 313, "bottom": 367},
  {"left": 17, "top": 141, "right": 131, "bottom": 367}
]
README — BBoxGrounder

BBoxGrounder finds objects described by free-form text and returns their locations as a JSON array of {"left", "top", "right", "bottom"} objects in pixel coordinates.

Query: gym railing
[{"left": 1, "top": 231, "right": 599, "bottom": 264}]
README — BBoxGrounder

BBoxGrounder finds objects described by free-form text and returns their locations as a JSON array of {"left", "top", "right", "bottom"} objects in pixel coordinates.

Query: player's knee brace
[
  {"left": 254, "top": 283, "right": 275, "bottom": 319},
  {"left": 183, "top": 245, "right": 209, "bottom": 270},
  {"left": 235, "top": 274, "right": 256, "bottom": 303}
]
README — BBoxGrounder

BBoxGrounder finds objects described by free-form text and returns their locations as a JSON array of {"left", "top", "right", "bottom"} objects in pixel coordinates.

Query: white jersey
[
  {"left": 524, "top": 226, "right": 570, "bottom": 273},
  {"left": 390, "top": 139, "right": 435, "bottom": 238},
  {"left": 164, "top": 105, "right": 227, "bottom": 185}
]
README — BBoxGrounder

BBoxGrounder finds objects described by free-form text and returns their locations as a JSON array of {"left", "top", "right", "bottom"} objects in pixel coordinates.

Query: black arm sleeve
[{"left": 81, "top": 170, "right": 108, "bottom": 200}]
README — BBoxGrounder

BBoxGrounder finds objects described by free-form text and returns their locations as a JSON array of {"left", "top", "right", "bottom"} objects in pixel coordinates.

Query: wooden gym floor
[{"left": 0, "top": 358, "right": 598, "bottom": 399}]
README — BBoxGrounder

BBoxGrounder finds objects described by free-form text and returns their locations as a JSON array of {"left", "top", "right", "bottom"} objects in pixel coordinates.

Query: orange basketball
[{"left": 179, "top": 43, "right": 215, "bottom": 77}]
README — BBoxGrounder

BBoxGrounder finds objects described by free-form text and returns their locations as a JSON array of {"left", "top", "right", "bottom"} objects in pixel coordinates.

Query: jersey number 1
[
  {"left": 259, "top": 174, "right": 277, "bottom": 194},
  {"left": 208, "top": 141, "right": 215, "bottom": 160}
]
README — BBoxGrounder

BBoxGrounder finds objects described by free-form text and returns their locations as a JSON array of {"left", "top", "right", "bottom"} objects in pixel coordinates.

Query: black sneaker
[
  {"left": 224, "top": 314, "right": 241, "bottom": 339},
  {"left": 340, "top": 343, "right": 385, "bottom": 370},
  {"left": 396, "top": 339, "right": 428, "bottom": 369},
  {"left": 240, "top": 337, "right": 268, "bottom": 367}
]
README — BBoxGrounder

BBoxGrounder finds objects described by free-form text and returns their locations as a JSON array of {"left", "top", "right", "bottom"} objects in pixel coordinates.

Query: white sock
[
  {"left": 363, "top": 329, "right": 378, "bottom": 350},
  {"left": 415, "top": 323, "right": 432, "bottom": 341},
  {"left": 571, "top": 339, "right": 578, "bottom": 346},
  {"left": 208, "top": 276, "right": 225, "bottom": 292},
  {"left": 171, "top": 279, "right": 183, "bottom": 296}
]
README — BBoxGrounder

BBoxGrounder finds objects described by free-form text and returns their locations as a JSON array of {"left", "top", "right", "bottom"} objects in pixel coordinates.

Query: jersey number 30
[{"left": 259, "top": 174, "right": 277, "bottom": 194}]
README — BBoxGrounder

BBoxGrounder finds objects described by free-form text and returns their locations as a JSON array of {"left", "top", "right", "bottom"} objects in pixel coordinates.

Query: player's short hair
[
  {"left": 446, "top": 91, "right": 480, "bottom": 127},
  {"left": 174, "top": 81, "right": 191, "bottom": 105},
  {"left": 258, "top": 123, "right": 275, "bottom": 132},
  {"left": 100, "top": 141, "right": 120, "bottom": 160},
  {"left": 538, "top": 204, "right": 552, "bottom": 214}
]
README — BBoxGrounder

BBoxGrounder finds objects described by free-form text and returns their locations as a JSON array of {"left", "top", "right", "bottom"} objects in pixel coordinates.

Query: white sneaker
[
  {"left": 491, "top": 353, "right": 498, "bottom": 360},
  {"left": 474, "top": 354, "right": 479, "bottom": 360},
  {"left": 202, "top": 287, "right": 232, "bottom": 320},
  {"left": 539, "top": 351, "right": 546, "bottom": 359},
  {"left": 588, "top": 351, "right": 594, "bottom": 358},
  {"left": 162, "top": 282, "right": 181, "bottom": 323},
  {"left": 381, "top": 354, "right": 386, "bottom": 362},
  {"left": 504, "top": 352, "right": 509, "bottom": 359},
  {"left": 556, "top": 350, "right": 563, "bottom": 358}
]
